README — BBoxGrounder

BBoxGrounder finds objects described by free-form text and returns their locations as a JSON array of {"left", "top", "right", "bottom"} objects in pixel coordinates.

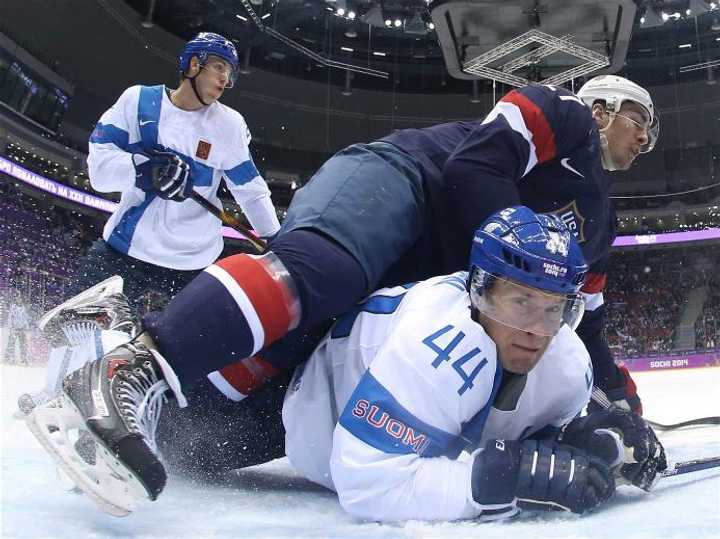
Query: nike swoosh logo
[
  {"left": 139, "top": 120, "right": 155, "bottom": 126},
  {"left": 560, "top": 158, "right": 584, "bottom": 178}
]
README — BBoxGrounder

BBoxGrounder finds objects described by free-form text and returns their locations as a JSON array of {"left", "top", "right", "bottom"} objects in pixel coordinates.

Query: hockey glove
[
  {"left": 590, "top": 364, "right": 643, "bottom": 415},
  {"left": 559, "top": 409, "right": 667, "bottom": 491},
  {"left": 133, "top": 150, "right": 192, "bottom": 202},
  {"left": 618, "top": 425, "right": 666, "bottom": 491},
  {"left": 471, "top": 439, "right": 615, "bottom": 515}
]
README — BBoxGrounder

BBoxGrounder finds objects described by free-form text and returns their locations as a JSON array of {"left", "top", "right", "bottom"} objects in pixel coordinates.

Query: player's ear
[
  {"left": 591, "top": 103, "right": 608, "bottom": 129},
  {"left": 187, "top": 56, "right": 201, "bottom": 77}
]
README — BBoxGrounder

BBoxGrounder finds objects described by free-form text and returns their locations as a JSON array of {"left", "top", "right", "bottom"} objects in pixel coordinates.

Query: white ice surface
[{"left": 1, "top": 365, "right": 719, "bottom": 539}]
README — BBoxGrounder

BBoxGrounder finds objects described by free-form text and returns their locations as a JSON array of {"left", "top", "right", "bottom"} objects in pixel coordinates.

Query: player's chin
[
  {"left": 502, "top": 346, "right": 543, "bottom": 373},
  {"left": 616, "top": 151, "right": 636, "bottom": 170},
  {"left": 204, "top": 87, "right": 223, "bottom": 103}
]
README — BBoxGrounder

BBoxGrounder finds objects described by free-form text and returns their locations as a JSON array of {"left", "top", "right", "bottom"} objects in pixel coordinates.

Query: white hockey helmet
[{"left": 577, "top": 75, "right": 659, "bottom": 153}]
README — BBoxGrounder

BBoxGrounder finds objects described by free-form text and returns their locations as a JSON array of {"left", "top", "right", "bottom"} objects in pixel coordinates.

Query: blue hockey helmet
[
  {"left": 178, "top": 32, "right": 239, "bottom": 88},
  {"left": 468, "top": 206, "right": 588, "bottom": 335}
]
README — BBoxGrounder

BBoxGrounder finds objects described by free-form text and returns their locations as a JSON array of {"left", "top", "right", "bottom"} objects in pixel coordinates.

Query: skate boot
[
  {"left": 26, "top": 337, "right": 186, "bottom": 516},
  {"left": 19, "top": 276, "right": 139, "bottom": 416},
  {"left": 39, "top": 275, "right": 139, "bottom": 347}
]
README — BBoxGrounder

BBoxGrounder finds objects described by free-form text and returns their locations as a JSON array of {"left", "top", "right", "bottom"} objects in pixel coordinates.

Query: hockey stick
[
  {"left": 646, "top": 416, "right": 720, "bottom": 431},
  {"left": 591, "top": 386, "right": 720, "bottom": 431},
  {"left": 661, "top": 456, "right": 720, "bottom": 478},
  {"left": 190, "top": 191, "right": 268, "bottom": 254}
]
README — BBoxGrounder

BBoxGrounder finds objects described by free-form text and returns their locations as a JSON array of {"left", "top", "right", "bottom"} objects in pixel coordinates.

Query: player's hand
[
  {"left": 618, "top": 424, "right": 666, "bottom": 491},
  {"left": 559, "top": 409, "right": 667, "bottom": 491},
  {"left": 471, "top": 439, "right": 615, "bottom": 515},
  {"left": 133, "top": 151, "right": 192, "bottom": 202},
  {"left": 591, "top": 364, "right": 643, "bottom": 415}
]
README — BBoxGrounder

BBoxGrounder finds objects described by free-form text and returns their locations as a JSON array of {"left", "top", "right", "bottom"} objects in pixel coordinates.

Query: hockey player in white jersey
[
  {"left": 26, "top": 206, "right": 665, "bottom": 519},
  {"left": 18, "top": 32, "right": 280, "bottom": 414}
]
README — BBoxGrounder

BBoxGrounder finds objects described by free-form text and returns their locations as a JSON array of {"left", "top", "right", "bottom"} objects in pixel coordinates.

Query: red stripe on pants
[
  {"left": 216, "top": 254, "right": 294, "bottom": 346},
  {"left": 219, "top": 355, "right": 280, "bottom": 396}
]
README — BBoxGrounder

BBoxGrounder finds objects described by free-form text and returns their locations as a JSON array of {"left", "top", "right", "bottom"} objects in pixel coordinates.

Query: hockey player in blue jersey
[
  {"left": 26, "top": 207, "right": 666, "bottom": 518},
  {"left": 18, "top": 32, "right": 280, "bottom": 413}
]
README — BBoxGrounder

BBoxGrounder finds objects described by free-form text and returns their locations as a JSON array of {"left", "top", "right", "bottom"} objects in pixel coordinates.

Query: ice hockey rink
[{"left": 1, "top": 364, "right": 718, "bottom": 539}]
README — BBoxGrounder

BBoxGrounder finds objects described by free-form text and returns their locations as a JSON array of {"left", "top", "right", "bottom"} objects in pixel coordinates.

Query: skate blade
[{"left": 25, "top": 395, "right": 148, "bottom": 517}]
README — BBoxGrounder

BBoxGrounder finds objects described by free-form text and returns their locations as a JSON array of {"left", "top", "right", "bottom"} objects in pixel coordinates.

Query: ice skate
[
  {"left": 16, "top": 391, "right": 54, "bottom": 417},
  {"left": 38, "top": 275, "right": 139, "bottom": 347},
  {"left": 19, "top": 276, "right": 139, "bottom": 418},
  {"left": 25, "top": 336, "right": 185, "bottom": 517}
]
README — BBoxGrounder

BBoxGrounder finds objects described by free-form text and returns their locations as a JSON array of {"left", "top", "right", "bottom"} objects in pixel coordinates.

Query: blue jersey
[
  {"left": 381, "top": 84, "right": 615, "bottom": 279},
  {"left": 381, "top": 85, "right": 617, "bottom": 389}
]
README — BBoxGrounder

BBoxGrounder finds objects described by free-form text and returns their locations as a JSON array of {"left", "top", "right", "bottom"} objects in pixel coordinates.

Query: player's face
[
  {"left": 603, "top": 101, "right": 651, "bottom": 170},
  {"left": 479, "top": 280, "right": 561, "bottom": 374},
  {"left": 193, "top": 55, "right": 232, "bottom": 103}
]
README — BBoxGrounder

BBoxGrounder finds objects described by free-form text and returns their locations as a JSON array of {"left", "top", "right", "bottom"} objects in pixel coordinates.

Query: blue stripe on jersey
[
  {"left": 137, "top": 85, "right": 163, "bottom": 152},
  {"left": 137, "top": 85, "right": 215, "bottom": 186},
  {"left": 106, "top": 193, "right": 158, "bottom": 254},
  {"left": 331, "top": 293, "right": 407, "bottom": 339},
  {"left": 225, "top": 159, "right": 260, "bottom": 186},
  {"left": 90, "top": 122, "right": 129, "bottom": 148},
  {"left": 434, "top": 273, "right": 468, "bottom": 292},
  {"left": 339, "top": 371, "right": 464, "bottom": 457},
  {"left": 188, "top": 159, "right": 214, "bottom": 186},
  {"left": 456, "top": 362, "right": 503, "bottom": 446}
]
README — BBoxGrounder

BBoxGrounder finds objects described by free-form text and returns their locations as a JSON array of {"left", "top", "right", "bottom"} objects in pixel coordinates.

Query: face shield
[
  {"left": 640, "top": 110, "right": 659, "bottom": 153},
  {"left": 470, "top": 271, "right": 586, "bottom": 337},
  {"left": 611, "top": 107, "right": 660, "bottom": 154}
]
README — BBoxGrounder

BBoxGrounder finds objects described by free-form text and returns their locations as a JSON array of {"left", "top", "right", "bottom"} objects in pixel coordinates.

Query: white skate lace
[
  {"left": 115, "top": 359, "right": 169, "bottom": 455},
  {"left": 62, "top": 320, "right": 100, "bottom": 346},
  {"left": 59, "top": 294, "right": 138, "bottom": 346}
]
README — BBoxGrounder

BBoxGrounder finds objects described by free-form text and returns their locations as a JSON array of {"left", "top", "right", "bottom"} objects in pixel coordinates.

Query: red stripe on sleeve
[
  {"left": 582, "top": 272, "right": 607, "bottom": 294},
  {"left": 216, "top": 254, "right": 294, "bottom": 346},
  {"left": 500, "top": 90, "right": 557, "bottom": 163},
  {"left": 219, "top": 355, "right": 279, "bottom": 395}
]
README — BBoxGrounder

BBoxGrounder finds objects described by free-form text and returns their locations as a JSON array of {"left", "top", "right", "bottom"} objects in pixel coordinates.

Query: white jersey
[
  {"left": 282, "top": 272, "right": 593, "bottom": 522},
  {"left": 88, "top": 84, "right": 280, "bottom": 270}
]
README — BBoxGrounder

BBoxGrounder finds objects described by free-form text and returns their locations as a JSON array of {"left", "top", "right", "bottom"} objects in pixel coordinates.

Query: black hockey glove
[
  {"left": 471, "top": 439, "right": 615, "bottom": 515},
  {"left": 618, "top": 425, "right": 667, "bottom": 491},
  {"left": 133, "top": 150, "right": 192, "bottom": 202},
  {"left": 559, "top": 409, "right": 667, "bottom": 491}
]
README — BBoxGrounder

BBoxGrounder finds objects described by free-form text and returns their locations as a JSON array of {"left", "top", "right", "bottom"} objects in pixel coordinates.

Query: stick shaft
[
  {"left": 592, "top": 386, "right": 720, "bottom": 431},
  {"left": 190, "top": 191, "right": 268, "bottom": 253},
  {"left": 661, "top": 456, "right": 720, "bottom": 477}
]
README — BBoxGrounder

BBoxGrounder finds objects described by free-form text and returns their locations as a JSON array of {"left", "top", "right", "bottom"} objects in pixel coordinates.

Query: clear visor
[
  {"left": 612, "top": 108, "right": 659, "bottom": 154},
  {"left": 641, "top": 113, "right": 659, "bottom": 153},
  {"left": 470, "top": 274, "right": 585, "bottom": 337}
]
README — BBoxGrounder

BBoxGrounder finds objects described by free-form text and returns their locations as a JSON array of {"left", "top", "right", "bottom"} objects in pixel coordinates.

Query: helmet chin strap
[
  {"left": 598, "top": 114, "right": 619, "bottom": 172},
  {"left": 187, "top": 74, "right": 211, "bottom": 107},
  {"left": 599, "top": 132, "right": 618, "bottom": 171}
]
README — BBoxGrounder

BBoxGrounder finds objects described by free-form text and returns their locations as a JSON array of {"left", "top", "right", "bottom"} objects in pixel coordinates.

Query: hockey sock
[
  {"left": 143, "top": 252, "right": 301, "bottom": 389},
  {"left": 207, "top": 355, "right": 279, "bottom": 402}
]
